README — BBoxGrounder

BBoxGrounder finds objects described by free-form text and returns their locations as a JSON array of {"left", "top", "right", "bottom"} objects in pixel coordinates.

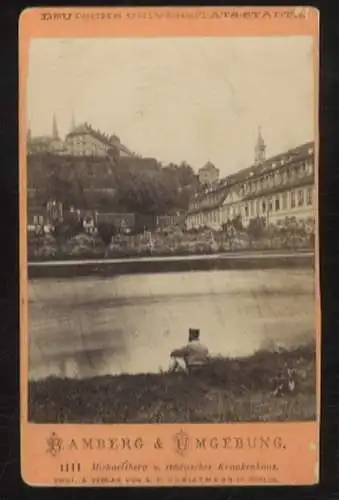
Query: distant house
[
  {"left": 27, "top": 199, "right": 65, "bottom": 232},
  {"left": 82, "top": 215, "right": 95, "bottom": 234},
  {"left": 27, "top": 205, "right": 45, "bottom": 231},
  {"left": 95, "top": 212, "right": 135, "bottom": 232},
  {"left": 156, "top": 211, "right": 186, "bottom": 230}
]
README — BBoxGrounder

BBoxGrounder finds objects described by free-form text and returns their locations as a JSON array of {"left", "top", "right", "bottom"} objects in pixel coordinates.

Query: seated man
[{"left": 169, "top": 328, "right": 210, "bottom": 373}]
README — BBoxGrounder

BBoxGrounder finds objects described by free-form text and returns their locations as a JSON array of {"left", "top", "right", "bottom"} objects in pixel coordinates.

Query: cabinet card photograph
[{"left": 20, "top": 6, "right": 320, "bottom": 486}]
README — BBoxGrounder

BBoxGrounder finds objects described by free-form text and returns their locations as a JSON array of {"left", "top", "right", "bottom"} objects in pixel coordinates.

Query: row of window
[
  {"left": 244, "top": 187, "right": 313, "bottom": 218},
  {"left": 32, "top": 215, "right": 44, "bottom": 225},
  {"left": 189, "top": 186, "right": 314, "bottom": 226},
  {"left": 191, "top": 160, "right": 314, "bottom": 211},
  {"left": 67, "top": 147, "right": 107, "bottom": 157},
  {"left": 191, "top": 193, "right": 223, "bottom": 211},
  {"left": 67, "top": 137, "right": 108, "bottom": 156},
  {"left": 240, "top": 160, "right": 313, "bottom": 197}
]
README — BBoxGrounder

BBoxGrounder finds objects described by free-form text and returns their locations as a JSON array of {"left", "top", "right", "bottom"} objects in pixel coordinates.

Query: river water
[{"left": 28, "top": 269, "right": 315, "bottom": 380}]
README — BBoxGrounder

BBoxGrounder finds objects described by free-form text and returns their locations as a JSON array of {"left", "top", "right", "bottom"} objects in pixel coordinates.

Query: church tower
[
  {"left": 254, "top": 126, "right": 266, "bottom": 165},
  {"left": 52, "top": 113, "right": 59, "bottom": 140}
]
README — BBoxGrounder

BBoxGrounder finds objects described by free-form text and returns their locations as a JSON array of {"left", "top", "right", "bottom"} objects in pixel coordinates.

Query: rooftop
[
  {"left": 228, "top": 140, "right": 314, "bottom": 184},
  {"left": 66, "top": 122, "right": 134, "bottom": 157},
  {"left": 199, "top": 161, "right": 219, "bottom": 172},
  {"left": 189, "top": 140, "right": 315, "bottom": 208}
]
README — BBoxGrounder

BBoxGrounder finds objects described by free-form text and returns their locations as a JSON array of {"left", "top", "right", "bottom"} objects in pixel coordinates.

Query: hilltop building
[
  {"left": 186, "top": 130, "right": 315, "bottom": 230},
  {"left": 64, "top": 122, "right": 134, "bottom": 159},
  {"left": 27, "top": 114, "right": 135, "bottom": 160},
  {"left": 26, "top": 115, "right": 159, "bottom": 230}
]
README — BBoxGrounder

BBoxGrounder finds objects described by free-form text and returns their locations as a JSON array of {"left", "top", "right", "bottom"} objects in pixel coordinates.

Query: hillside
[{"left": 27, "top": 153, "right": 198, "bottom": 214}]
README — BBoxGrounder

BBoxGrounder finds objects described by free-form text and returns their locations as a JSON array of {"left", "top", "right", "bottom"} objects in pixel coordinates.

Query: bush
[
  {"left": 69, "top": 245, "right": 97, "bottom": 257},
  {"left": 97, "top": 223, "right": 117, "bottom": 246},
  {"left": 27, "top": 216, "right": 315, "bottom": 261},
  {"left": 34, "top": 245, "right": 58, "bottom": 258},
  {"left": 53, "top": 221, "right": 83, "bottom": 243},
  {"left": 247, "top": 217, "right": 267, "bottom": 240}
]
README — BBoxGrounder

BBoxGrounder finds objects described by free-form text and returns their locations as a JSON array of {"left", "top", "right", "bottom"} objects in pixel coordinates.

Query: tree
[
  {"left": 52, "top": 211, "right": 83, "bottom": 243},
  {"left": 221, "top": 219, "right": 237, "bottom": 251},
  {"left": 28, "top": 153, "right": 198, "bottom": 218},
  {"left": 232, "top": 215, "right": 243, "bottom": 231},
  {"left": 97, "top": 222, "right": 117, "bottom": 245},
  {"left": 247, "top": 217, "right": 266, "bottom": 240}
]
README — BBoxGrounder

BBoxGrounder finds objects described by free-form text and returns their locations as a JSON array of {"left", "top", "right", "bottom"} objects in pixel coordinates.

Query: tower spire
[
  {"left": 258, "top": 125, "right": 263, "bottom": 142},
  {"left": 70, "top": 111, "right": 76, "bottom": 132},
  {"left": 52, "top": 113, "right": 59, "bottom": 139},
  {"left": 254, "top": 126, "right": 266, "bottom": 165}
]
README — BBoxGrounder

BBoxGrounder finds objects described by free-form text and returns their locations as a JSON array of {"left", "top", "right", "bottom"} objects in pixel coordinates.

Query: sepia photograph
[{"left": 26, "top": 35, "right": 316, "bottom": 425}]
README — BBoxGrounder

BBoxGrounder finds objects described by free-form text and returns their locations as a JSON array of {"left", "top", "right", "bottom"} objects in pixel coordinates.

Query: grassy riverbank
[{"left": 29, "top": 343, "right": 316, "bottom": 423}]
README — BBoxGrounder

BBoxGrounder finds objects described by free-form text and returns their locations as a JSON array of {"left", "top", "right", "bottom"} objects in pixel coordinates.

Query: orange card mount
[{"left": 19, "top": 6, "right": 320, "bottom": 486}]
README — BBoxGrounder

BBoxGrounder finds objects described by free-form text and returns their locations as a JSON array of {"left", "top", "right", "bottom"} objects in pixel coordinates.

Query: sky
[{"left": 27, "top": 36, "right": 315, "bottom": 175}]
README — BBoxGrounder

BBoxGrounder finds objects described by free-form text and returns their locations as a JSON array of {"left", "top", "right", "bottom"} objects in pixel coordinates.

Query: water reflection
[{"left": 28, "top": 269, "right": 315, "bottom": 380}]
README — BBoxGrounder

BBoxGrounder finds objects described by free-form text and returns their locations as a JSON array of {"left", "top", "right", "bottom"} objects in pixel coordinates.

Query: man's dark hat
[{"left": 189, "top": 328, "right": 200, "bottom": 340}]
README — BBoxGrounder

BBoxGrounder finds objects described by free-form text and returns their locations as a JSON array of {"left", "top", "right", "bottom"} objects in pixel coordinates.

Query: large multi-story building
[
  {"left": 64, "top": 122, "right": 134, "bottom": 159},
  {"left": 27, "top": 115, "right": 135, "bottom": 159},
  {"left": 186, "top": 132, "right": 315, "bottom": 231}
]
